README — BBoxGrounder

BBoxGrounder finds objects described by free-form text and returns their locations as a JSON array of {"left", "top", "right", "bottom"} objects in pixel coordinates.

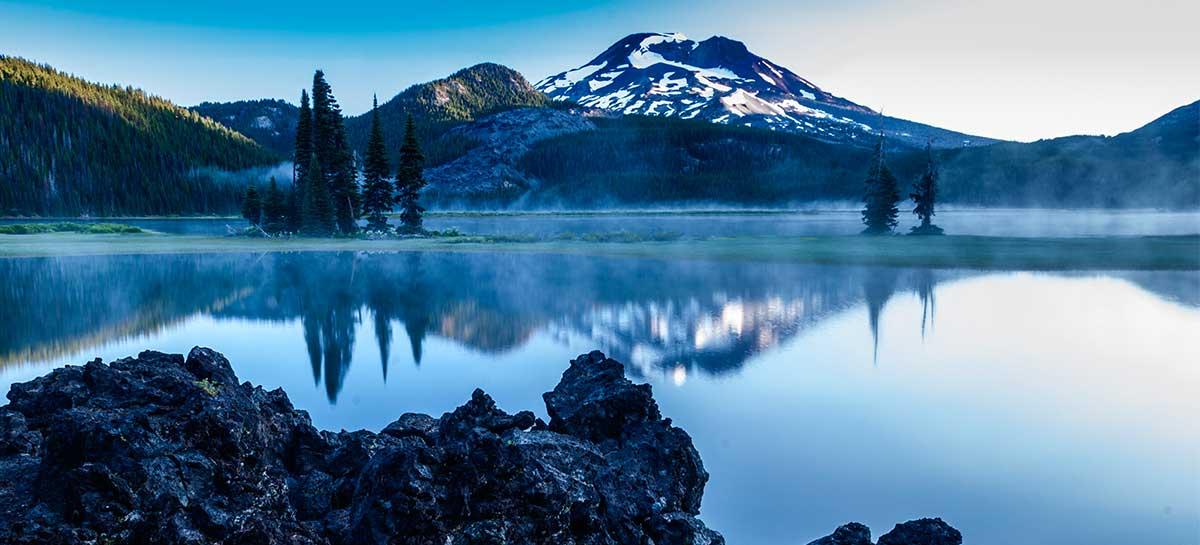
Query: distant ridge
[
  {"left": 935, "top": 100, "right": 1200, "bottom": 207},
  {"left": 191, "top": 99, "right": 299, "bottom": 158},
  {"left": 196, "top": 63, "right": 548, "bottom": 167}
]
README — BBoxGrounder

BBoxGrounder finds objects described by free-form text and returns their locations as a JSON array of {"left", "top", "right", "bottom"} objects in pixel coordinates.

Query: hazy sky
[{"left": 2, "top": 0, "right": 1196, "bottom": 141}]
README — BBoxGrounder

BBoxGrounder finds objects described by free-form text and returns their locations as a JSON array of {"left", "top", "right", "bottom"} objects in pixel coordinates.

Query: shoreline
[
  {"left": 1, "top": 232, "right": 1196, "bottom": 270},
  {"left": 4, "top": 206, "right": 1199, "bottom": 221}
]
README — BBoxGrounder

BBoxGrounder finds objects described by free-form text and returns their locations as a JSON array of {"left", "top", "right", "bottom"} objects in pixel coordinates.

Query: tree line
[{"left": 240, "top": 71, "right": 428, "bottom": 236}]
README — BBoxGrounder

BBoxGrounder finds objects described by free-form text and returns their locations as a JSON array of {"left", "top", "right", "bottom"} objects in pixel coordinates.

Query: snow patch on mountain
[{"left": 536, "top": 32, "right": 997, "bottom": 148}]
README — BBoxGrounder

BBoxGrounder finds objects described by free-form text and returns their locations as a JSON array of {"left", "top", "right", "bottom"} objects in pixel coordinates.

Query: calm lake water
[
  {"left": 4, "top": 208, "right": 1200, "bottom": 237},
  {"left": 0, "top": 250, "right": 1196, "bottom": 545}
]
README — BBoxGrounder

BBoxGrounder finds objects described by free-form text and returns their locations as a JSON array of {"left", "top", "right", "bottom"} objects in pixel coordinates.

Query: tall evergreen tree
[
  {"left": 861, "top": 137, "right": 900, "bottom": 235},
  {"left": 395, "top": 115, "right": 427, "bottom": 232},
  {"left": 361, "top": 95, "right": 394, "bottom": 231},
  {"left": 290, "top": 89, "right": 313, "bottom": 231},
  {"left": 241, "top": 185, "right": 262, "bottom": 226},
  {"left": 301, "top": 154, "right": 334, "bottom": 236},
  {"left": 311, "top": 71, "right": 335, "bottom": 177},
  {"left": 293, "top": 89, "right": 313, "bottom": 192},
  {"left": 262, "top": 177, "right": 287, "bottom": 234},
  {"left": 330, "top": 122, "right": 360, "bottom": 234},
  {"left": 909, "top": 142, "right": 944, "bottom": 235},
  {"left": 310, "top": 70, "right": 359, "bottom": 234}
]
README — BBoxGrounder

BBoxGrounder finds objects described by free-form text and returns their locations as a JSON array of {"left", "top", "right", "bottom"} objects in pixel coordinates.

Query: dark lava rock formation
[
  {"left": 0, "top": 348, "right": 723, "bottom": 544},
  {"left": 808, "top": 519, "right": 962, "bottom": 545}
]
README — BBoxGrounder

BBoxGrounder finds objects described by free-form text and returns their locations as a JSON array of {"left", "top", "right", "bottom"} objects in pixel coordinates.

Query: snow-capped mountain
[{"left": 537, "top": 32, "right": 995, "bottom": 148}]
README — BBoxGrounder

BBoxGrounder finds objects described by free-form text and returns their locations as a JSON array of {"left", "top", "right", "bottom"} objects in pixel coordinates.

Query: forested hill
[
  {"left": 190, "top": 99, "right": 299, "bottom": 157},
  {"left": 0, "top": 56, "right": 278, "bottom": 217},
  {"left": 935, "top": 100, "right": 1199, "bottom": 207},
  {"left": 343, "top": 63, "right": 547, "bottom": 163}
]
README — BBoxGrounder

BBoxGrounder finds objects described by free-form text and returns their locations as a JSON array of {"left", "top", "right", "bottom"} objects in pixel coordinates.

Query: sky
[{"left": 1, "top": 0, "right": 1197, "bottom": 142}]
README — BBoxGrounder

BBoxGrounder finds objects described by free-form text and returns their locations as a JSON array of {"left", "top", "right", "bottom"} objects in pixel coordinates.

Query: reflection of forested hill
[
  {"left": 2, "top": 251, "right": 974, "bottom": 400},
  {"left": 1114, "top": 272, "right": 1200, "bottom": 307},
  {"left": 0, "top": 254, "right": 256, "bottom": 368}
]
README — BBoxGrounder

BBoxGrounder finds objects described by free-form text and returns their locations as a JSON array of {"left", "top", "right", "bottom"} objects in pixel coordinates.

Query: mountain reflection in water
[{"left": 1, "top": 251, "right": 1195, "bottom": 403}]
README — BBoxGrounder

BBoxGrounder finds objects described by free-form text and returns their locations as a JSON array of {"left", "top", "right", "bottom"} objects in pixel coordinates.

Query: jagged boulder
[
  {"left": 807, "top": 522, "right": 873, "bottom": 545},
  {"left": 808, "top": 518, "right": 962, "bottom": 545},
  {"left": 877, "top": 518, "right": 962, "bottom": 545},
  {"left": 0, "top": 347, "right": 723, "bottom": 545}
]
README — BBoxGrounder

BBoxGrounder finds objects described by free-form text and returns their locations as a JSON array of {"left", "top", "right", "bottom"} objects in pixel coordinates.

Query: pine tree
[
  {"left": 395, "top": 115, "right": 427, "bottom": 232},
  {"left": 262, "top": 177, "right": 287, "bottom": 234},
  {"left": 301, "top": 154, "right": 334, "bottom": 236},
  {"left": 361, "top": 95, "right": 393, "bottom": 231},
  {"left": 311, "top": 71, "right": 335, "bottom": 175},
  {"left": 330, "top": 122, "right": 360, "bottom": 234},
  {"left": 290, "top": 89, "right": 313, "bottom": 231},
  {"left": 310, "top": 70, "right": 359, "bottom": 234},
  {"left": 861, "top": 137, "right": 900, "bottom": 235},
  {"left": 909, "top": 142, "right": 944, "bottom": 235},
  {"left": 241, "top": 184, "right": 262, "bottom": 226}
]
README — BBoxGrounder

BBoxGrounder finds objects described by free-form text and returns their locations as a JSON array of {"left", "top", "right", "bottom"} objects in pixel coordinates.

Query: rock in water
[
  {"left": 807, "top": 518, "right": 963, "bottom": 545},
  {"left": 877, "top": 518, "right": 962, "bottom": 545},
  {"left": 0, "top": 348, "right": 723, "bottom": 545},
  {"left": 807, "top": 522, "right": 873, "bottom": 545}
]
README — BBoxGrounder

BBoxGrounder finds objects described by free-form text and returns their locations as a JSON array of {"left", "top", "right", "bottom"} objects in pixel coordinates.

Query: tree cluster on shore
[
  {"left": 861, "top": 137, "right": 943, "bottom": 236},
  {"left": 241, "top": 71, "right": 427, "bottom": 237}
]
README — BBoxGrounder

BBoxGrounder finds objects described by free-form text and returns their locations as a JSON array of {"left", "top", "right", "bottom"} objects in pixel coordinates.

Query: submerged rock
[
  {"left": 0, "top": 348, "right": 723, "bottom": 545},
  {"left": 807, "top": 518, "right": 962, "bottom": 545}
]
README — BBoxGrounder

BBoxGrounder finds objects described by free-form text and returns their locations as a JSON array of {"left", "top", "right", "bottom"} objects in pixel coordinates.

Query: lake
[{"left": 0, "top": 249, "right": 1196, "bottom": 545}]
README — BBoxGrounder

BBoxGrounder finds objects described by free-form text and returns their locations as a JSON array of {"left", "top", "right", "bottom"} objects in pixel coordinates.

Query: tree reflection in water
[{"left": 3, "top": 251, "right": 1193, "bottom": 403}]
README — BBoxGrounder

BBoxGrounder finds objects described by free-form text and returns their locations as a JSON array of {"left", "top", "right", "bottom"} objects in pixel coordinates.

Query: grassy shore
[
  {"left": 0, "top": 232, "right": 1196, "bottom": 270},
  {"left": 0, "top": 222, "right": 145, "bottom": 235}
]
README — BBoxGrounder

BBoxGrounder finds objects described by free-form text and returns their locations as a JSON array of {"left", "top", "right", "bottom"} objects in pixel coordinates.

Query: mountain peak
[{"left": 536, "top": 33, "right": 995, "bottom": 148}]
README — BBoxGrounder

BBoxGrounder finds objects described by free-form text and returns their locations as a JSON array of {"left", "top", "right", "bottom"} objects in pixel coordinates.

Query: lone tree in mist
[
  {"left": 861, "top": 137, "right": 900, "bottom": 235},
  {"left": 909, "top": 142, "right": 944, "bottom": 235},
  {"left": 241, "top": 184, "right": 262, "bottom": 226},
  {"left": 361, "top": 95, "right": 394, "bottom": 231},
  {"left": 262, "top": 177, "right": 287, "bottom": 234},
  {"left": 395, "top": 115, "right": 427, "bottom": 232}
]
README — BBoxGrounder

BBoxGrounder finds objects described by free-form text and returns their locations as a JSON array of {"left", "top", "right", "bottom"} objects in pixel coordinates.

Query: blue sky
[{"left": 2, "top": 0, "right": 1197, "bottom": 141}]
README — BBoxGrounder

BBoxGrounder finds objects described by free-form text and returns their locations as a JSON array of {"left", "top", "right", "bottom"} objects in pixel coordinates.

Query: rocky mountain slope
[
  {"left": 424, "top": 106, "right": 600, "bottom": 203},
  {"left": 537, "top": 33, "right": 996, "bottom": 149},
  {"left": 190, "top": 98, "right": 299, "bottom": 157}
]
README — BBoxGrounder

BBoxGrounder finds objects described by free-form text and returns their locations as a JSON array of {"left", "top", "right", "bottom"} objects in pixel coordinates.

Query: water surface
[{"left": 0, "top": 251, "right": 1196, "bottom": 545}]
